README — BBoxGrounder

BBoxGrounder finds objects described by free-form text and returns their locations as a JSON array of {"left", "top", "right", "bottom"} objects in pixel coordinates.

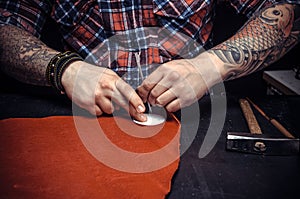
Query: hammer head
[{"left": 226, "top": 132, "right": 299, "bottom": 156}]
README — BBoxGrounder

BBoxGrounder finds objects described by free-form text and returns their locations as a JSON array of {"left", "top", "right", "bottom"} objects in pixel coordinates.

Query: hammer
[{"left": 226, "top": 99, "right": 299, "bottom": 155}]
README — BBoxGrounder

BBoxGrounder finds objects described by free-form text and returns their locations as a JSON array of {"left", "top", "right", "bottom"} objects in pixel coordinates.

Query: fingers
[
  {"left": 137, "top": 70, "right": 164, "bottom": 103},
  {"left": 165, "top": 99, "right": 181, "bottom": 113},
  {"left": 155, "top": 89, "right": 177, "bottom": 107},
  {"left": 159, "top": 89, "right": 196, "bottom": 112},
  {"left": 148, "top": 71, "right": 180, "bottom": 105},
  {"left": 114, "top": 79, "right": 147, "bottom": 122},
  {"left": 129, "top": 104, "right": 147, "bottom": 122},
  {"left": 95, "top": 97, "right": 114, "bottom": 114},
  {"left": 153, "top": 85, "right": 185, "bottom": 113},
  {"left": 71, "top": 59, "right": 209, "bottom": 118},
  {"left": 93, "top": 105, "right": 103, "bottom": 116},
  {"left": 94, "top": 90, "right": 146, "bottom": 122},
  {"left": 138, "top": 71, "right": 202, "bottom": 113},
  {"left": 68, "top": 63, "right": 146, "bottom": 119},
  {"left": 90, "top": 75, "right": 147, "bottom": 121},
  {"left": 115, "top": 80, "right": 145, "bottom": 111},
  {"left": 138, "top": 69, "right": 182, "bottom": 107},
  {"left": 111, "top": 89, "right": 147, "bottom": 122}
]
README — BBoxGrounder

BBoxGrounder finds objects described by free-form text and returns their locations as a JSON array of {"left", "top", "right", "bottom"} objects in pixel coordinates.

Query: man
[{"left": 0, "top": 0, "right": 299, "bottom": 122}]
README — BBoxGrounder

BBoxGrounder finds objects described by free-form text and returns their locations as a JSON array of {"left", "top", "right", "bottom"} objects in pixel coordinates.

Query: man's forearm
[
  {"left": 0, "top": 25, "right": 59, "bottom": 86},
  {"left": 210, "top": 3, "right": 300, "bottom": 80}
]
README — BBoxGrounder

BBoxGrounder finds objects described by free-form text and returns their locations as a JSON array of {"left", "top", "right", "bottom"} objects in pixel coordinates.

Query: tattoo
[
  {"left": 0, "top": 25, "right": 58, "bottom": 86},
  {"left": 211, "top": 3, "right": 300, "bottom": 80}
]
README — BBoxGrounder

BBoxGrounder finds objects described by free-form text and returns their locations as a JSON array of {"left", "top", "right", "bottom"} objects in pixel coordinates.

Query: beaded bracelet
[{"left": 46, "top": 51, "right": 83, "bottom": 94}]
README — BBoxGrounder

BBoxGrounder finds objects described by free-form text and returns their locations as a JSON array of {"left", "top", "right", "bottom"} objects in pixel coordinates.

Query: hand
[
  {"left": 61, "top": 61, "right": 147, "bottom": 121},
  {"left": 137, "top": 51, "right": 224, "bottom": 112}
]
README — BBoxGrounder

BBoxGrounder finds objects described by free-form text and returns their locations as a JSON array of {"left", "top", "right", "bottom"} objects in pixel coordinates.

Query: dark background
[{"left": 0, "top": 2, "right": 299, "bottom": 199}]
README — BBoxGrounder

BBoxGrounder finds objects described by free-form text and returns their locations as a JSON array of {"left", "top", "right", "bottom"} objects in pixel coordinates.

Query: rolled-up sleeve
[{"left": 0, "top": 0, "right": 51, "bottom": 38}]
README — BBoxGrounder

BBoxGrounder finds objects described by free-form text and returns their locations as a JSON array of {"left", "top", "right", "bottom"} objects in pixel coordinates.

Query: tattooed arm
[
  {"left": 0, "top": 25, "right": 147, "bottom": 121},
  {"left": 0, "top": 25, "right": 59, "bottom": 86},
  {"left": 209, "top": 3, "right": 300, "bottom": 80},
  {"left": 137, "top": 3, "right": 299, "bottom": 112}
]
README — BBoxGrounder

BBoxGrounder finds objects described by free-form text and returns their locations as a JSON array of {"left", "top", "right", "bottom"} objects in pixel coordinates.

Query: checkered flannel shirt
[{"left": 0, "top": 0, "right": 298, "bottom": 86}]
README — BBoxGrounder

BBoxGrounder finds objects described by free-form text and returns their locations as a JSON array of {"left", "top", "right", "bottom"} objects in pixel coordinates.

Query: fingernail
[{"left": 137, "top": 105, "right": 145, "bottom": 113}]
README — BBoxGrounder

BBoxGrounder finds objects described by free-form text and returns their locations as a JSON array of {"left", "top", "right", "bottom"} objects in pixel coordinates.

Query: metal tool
[{"left": 226, "top": 98, "right": 299, "bottom": 155}]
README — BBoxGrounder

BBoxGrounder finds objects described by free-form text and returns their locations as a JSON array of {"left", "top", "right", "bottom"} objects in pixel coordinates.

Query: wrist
[
  {"left": 205, "top": 50, "right": 229, "bottom": 80},
  {"left": 61, "top": 59, "right": 84, "bottom": 92},
  {"left": 191, "top": 51, "right": 226, "bottom": 89},
  {"left": 46, "top": 51, "right": 83, "bottom": 94}
]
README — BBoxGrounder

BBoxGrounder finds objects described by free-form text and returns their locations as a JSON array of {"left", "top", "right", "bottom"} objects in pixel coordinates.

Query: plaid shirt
[{"left": 0, "top": 0, "right": 298, "bottom": 87}]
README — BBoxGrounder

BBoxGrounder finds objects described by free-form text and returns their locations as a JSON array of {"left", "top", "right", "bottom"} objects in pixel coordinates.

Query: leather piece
[{"left": 0, "top": 113, "right": 180, "bottom": 199}]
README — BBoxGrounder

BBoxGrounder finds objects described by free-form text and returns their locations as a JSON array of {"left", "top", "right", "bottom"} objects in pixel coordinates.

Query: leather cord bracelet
[{"left": 46, "top": 51, "right": 83, "bottom": 94}]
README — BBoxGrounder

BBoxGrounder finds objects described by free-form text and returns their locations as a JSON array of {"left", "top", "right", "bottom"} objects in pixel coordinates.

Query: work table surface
[{"left": 0, "top": 82, "right": 299, "bottom": 199}]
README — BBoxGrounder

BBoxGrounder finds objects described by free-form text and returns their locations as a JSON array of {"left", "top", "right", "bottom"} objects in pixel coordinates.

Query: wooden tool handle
[
  {"left": 239, "top": 99, "right": 262, "bottom": 134},
  {"left": 246, "top": 97, "right": 295, "bottom": 139},
  {"left": 270, "top": 119, "right": 295, "bottom": 139}
]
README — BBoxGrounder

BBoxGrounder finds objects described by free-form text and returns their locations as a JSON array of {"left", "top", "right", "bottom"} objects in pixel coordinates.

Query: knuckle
[
  {"left": 99, "top": 80, "right": 112, "bottom": 90},
  {"left": 137, "top": 88, "right": 145, "bottom": 97},
  {"left": 155, "top": 98, "right": 165, "bottom": 106},
  {"left": 142, "top": 80, "right": 153, "bottom": 90},
  {"left": 94, "top": 90, "right": 103, "bottom": 99},
  {"left": 176, "top": 82, "right": 186, "bottom": 91},
  {"left": 168, "top": 71, "right": 180, "bottom": 81},
  {"left": 150, "top": 89, "right": 160, "bottom": 98}
]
